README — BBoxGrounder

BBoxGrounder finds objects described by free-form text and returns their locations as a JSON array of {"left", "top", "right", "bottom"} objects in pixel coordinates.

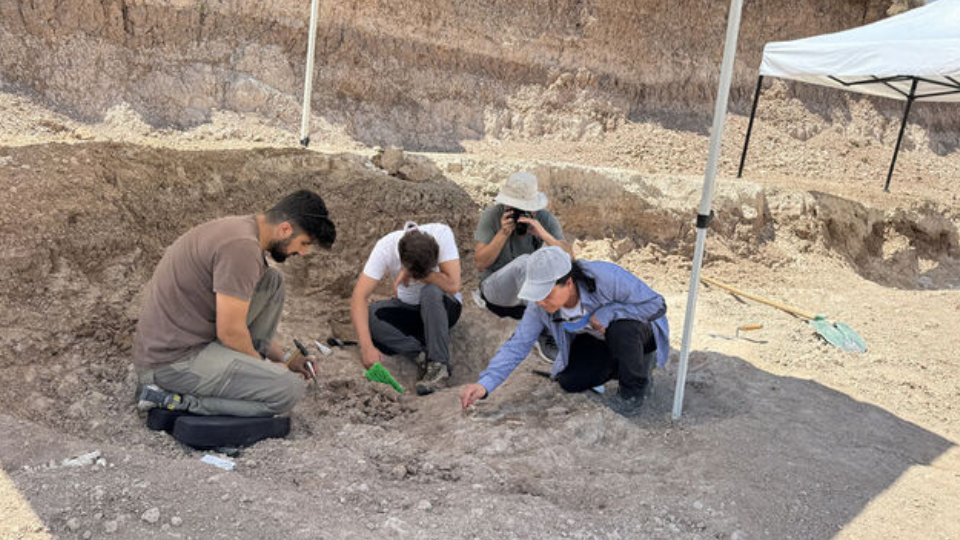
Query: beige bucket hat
[{"left": 494, "top": 171, "right": 548, "bottom": 212}]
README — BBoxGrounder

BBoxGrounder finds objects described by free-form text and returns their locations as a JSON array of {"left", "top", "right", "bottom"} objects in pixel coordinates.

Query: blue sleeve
[
  {"left": 591, "top": 265, "right": 666, "bottom": 327},
  {"left": 477, "top": 307, "right": 544, "bottom": 394}
]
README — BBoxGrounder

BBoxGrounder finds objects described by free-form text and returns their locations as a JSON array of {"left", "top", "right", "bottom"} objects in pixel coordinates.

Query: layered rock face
[{"left": 0, "top": 0, "right": 934, "bottom": 150}]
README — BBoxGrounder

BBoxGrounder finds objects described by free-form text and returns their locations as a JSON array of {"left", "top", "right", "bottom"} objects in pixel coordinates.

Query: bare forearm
[
  {"left": 539, "top": 231, "right": 572, "bottom": 256},
  {"left": 475, "top": 235, "right": 507, "bottom": 270},
  {"left": 219, "top": 328, "right": 262, "bottom": 359},
  {"left": 265, "top": 341, "right": 285, "bottom": 362},
  {"left": 424, "top": 271, "right": 460, "bottom": 295},
  {"left": 350, "top": 293, "right": 376, "bottom": 350}
]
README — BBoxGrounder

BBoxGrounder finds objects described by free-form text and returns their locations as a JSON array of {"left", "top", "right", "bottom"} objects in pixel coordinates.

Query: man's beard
[{"left": 267, "top": 237, "right": 293, "bottom": 263}]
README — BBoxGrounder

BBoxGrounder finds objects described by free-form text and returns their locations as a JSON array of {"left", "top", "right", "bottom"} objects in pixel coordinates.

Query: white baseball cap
[{"left": 517, "top": 246, "right": 573, "bottom": 302}]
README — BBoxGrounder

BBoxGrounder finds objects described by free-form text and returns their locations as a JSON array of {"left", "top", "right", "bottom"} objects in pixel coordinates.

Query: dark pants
[
  {"left": 556, "top": 320, "right": 656, "bottom": 398},
  {"left": 481, "top": 290, "right": 526, "bottom": 320},
  {"left": 368, "top": 284, "right": 462, "bottom": 366}
]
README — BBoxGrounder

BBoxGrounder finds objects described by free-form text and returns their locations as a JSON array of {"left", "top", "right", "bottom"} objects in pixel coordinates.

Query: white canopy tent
[{"left": 737, "top": 0, "right": 960, "bottom": 191}]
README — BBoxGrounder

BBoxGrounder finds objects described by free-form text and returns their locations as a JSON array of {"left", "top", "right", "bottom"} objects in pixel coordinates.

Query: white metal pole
[
  {"left": 299, "top": 0, "right": 321, "bottom": 147},
  {"left": 672, "top": 0, "right": 745, "bottom": 420}
]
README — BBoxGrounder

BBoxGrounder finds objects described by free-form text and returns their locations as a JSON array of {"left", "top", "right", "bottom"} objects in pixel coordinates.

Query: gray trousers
[
  {"left": 368, "top": 284, "right": 462, "bottom": 366},
  {"left": 480, "top": 254, "right": 530, "bottom": 308},
  {"left": 143, "top": 268, "right": 305, "bottom": 417}
]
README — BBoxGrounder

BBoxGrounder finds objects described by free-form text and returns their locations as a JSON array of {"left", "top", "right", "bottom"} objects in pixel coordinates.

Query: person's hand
[
  {"left": 360, "top": 344, "right": 383, "bottom": 369},
  {"left": 393, "top": 267, "right": 412, "bottom": 297},
  {"left": 497, "top": 210, "right": 516, "bottom": 238},
  {"left": 517, "top": 216, "right": 548, "bottom": 239},
  {"left": 460, "top": 384, "right": 488, "bottom": 409},
  {"left": 588, "top": 315, "right": 606, "bottom": 335},
  {"left": 287, "top": 354, "right": 318, "bottom": 381}
]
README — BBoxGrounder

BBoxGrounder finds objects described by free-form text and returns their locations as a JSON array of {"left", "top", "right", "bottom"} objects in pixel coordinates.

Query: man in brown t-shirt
[{"left": 134, "top": 190, "right": 336, "bottom": 417}]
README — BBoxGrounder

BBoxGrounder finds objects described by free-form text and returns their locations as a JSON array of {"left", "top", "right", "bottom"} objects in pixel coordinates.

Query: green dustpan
[
  {"left": 809, "top": 318, "right": 867, "bottom": 353},
  {"left": 364, "top": 362, "right": 404, "bottom": 394}
]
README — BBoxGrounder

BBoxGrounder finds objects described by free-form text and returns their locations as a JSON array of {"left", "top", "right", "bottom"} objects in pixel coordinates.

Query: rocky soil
[{"left": 1, "top": 1, "right": 959, "bottom": 539}]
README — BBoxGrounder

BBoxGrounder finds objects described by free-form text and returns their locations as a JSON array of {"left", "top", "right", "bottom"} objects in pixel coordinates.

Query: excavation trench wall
[{"left": 1, "top": 0, "right": 951, "bottom": 150}]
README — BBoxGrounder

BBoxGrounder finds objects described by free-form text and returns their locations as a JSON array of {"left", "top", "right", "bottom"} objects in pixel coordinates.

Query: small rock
[
  {"left": 731, "top": 531, "right": 746, "bottom": 540},
  {"left": 66, "top": 518, "right": 81, "bottom": 531},
  {"left": 141, "top": 507, "right": 160, "bottom": 524},
  {"left": 389, "top": 464, "right": 407, "bottom": 480},
  {"left": 104, "top": 520, "right": 118, "bottom": 534},
  {"left": 83, "top": 531, "right": 92, "bottom": 540},
  {"left": 62, "top": 450, "right": 101, "bottom": 468},
  {"left": 693, "top": 501, "right": 704, "bottom": 510},
  {"left": 220, "top": 493, "right": 231, "bottom": 502},
  {"left": 171, "top": 516, "right": 183, "bottom": 527},
  {"left": 373, "top": 146, "right": 404, "bottom": 174},
  {"left": 397, "top": 156, "right": 442, "bottom": 183},
  {"left": 416, "top": 499, "right": 433, "bottom": 511},
  {"left": 446, "top": 162, "right": 463, "bottom": 173}
]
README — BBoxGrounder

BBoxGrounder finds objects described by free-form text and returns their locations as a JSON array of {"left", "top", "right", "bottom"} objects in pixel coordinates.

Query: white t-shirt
[{"left": 362, "top": 223, "right": 461, "bottom": 305}]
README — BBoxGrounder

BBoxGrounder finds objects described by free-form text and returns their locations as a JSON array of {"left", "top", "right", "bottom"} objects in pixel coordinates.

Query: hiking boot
[
  {"left": 535, "top": 332, "right": 559, "bottom": 364},
  {"left": 415, "top": 361, "right": 450, "bottom": 396},
  {"left": 609, "top": 373, "right": 654, "bottom": 417},
  {"left": 606, "top": 393, "right": 645, "bottom": 417},
  {"left": 137, "top": 384, "right": 186, "bottom": 412}
]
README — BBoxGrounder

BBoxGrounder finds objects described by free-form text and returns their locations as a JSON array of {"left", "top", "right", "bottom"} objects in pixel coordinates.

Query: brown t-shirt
[{"left": 133, "top": 215, "right": 267, "bottom": 370}]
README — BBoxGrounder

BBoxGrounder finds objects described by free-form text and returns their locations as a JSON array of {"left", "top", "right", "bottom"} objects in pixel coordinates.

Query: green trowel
[
  {"left": 364, "top": 362, "right": 404, "bottom": 394},
  {"left": 701, "top": 276, "right": 867, "bottom": 353}
]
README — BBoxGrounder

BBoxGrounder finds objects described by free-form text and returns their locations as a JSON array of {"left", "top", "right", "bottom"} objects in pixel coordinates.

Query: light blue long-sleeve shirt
[{"left": 477, "top": 260, "right": 670, "bottom": 395}]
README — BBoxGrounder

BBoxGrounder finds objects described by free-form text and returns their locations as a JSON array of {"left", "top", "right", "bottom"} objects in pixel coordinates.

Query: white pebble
[{"left": 141, "top": 507, "right": 160, "bottom": 524}]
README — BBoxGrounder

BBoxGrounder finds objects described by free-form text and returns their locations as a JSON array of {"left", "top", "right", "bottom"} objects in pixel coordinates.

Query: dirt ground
[{"left": 2, "top": 28, "right": 960, "bottom": 536}]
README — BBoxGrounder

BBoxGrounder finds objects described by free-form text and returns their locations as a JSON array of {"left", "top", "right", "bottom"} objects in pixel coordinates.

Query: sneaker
[
  {"left": 535, "top": 332, "right": 559, "bottom": 364},
  {"left": 415, "top": 361, "right": 450, "bottom": 396},
  {"left": 471, "top": 289, "right": 487, "bottom": 309},
  {"left": 137, "top": 384, "right": 186, "bottom": 412}
]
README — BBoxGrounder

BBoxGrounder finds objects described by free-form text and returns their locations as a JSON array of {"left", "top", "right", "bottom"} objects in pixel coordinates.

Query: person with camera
[{"left": 473, "top": 171, "right": 571, "bottom": 363}]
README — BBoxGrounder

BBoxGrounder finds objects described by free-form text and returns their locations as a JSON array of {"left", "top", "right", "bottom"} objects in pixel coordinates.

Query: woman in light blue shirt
[{"left": 461, "top": 246, "right": 669, "bottom": 416}]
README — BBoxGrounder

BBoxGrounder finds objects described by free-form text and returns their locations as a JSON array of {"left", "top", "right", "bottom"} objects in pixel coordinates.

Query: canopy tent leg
[
  {"left": 737, "top": 75, "right": 764, "bottom": 178},
  {"left": 299, "top": 0, "right": 322, "bottom": 147},
  {"left": 672, "top": 0, "right": 745, "bottom": 420},
  {"left": 883, "top": 77, "right": 917, "bottom": 193},
  {"left": 883, "top": 78, "right": 918, "bottom": 192}
]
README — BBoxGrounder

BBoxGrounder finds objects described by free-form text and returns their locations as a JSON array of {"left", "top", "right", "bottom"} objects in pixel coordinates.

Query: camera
[{"left": 509, "top": 209, "right": 533, "bottom": 235}]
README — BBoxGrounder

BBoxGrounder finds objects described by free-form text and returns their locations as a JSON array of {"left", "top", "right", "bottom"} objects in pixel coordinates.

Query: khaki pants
[{"left": 141, "top": 268, "right": 305, "bottom": 417}]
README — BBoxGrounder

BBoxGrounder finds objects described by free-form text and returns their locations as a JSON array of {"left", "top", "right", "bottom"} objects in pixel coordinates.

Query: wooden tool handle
[
  {"left": 701, "top": 276, "right": 818, "bottom": 320},
  {"left": 737, "top": 324, "right": 763, "bottom": 332}
]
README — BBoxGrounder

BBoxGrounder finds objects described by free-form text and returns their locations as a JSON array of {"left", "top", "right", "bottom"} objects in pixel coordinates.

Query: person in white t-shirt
[{"left": 350, "top": 222, "right": 462, "bottom": 395}]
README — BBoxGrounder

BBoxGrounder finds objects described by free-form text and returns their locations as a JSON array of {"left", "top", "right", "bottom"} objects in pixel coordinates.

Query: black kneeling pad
[
  {"left": 146, "top": 408, "right": 190, "bottom": 433},
  {"left": 146, "top": 409, "right": 290, "bottom": 450}
]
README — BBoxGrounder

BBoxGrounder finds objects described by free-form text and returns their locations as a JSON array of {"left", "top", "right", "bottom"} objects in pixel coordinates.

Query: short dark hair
[
  {"left": 556, "top": 260, "right": 597, "bottom": 293},
  {"left": 398, "top": 230, "right": 439, "bottom": 280},
  {"left": 266, "top": 190, "right": 336, "bottom": 248}
]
